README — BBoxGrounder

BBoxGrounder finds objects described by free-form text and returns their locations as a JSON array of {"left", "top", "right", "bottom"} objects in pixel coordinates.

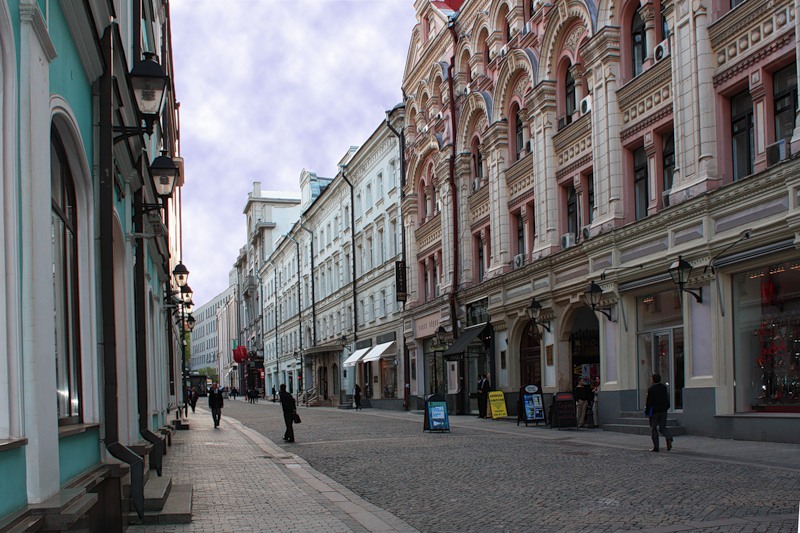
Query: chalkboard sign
[
  {"left": 424, "top": 394, "right": 450, "bottom": 432},
  {"left": 551, "top": 392, "right": 577, "bottom": 429},
  {"left": 519, "top": 390, "right": 546, "bottom": 426}
]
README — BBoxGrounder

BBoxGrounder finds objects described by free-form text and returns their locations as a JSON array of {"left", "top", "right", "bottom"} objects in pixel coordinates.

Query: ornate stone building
[{"left": 400, "top": 0, "right": 799, "bottom": 442}]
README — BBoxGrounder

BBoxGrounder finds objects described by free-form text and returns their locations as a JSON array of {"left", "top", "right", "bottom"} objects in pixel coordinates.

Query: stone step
[
  {"left": 144, "top": 475, "right": 173, "bottom": 511},
  {"left": 172, "top": 418, "right": 191, "bottom": 430},
  {"left": 126, "top": 484, "right": 192, "bottom": 526},
  {"left": 42, "top": 493, "right": 97, "bottom": 530},
  {"left": 0, "top": 509, "right": 44, "bottom": 533}
]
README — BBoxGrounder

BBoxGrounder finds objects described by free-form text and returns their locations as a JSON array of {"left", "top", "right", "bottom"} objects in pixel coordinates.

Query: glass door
[{"left": 637, "top": 328, "right": 684, "bottom": 410}]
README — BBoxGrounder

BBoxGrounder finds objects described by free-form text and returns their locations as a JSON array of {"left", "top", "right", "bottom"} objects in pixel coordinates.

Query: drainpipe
[
  {"left": 340, "top": 165, "right": 358, "bottom": 344},
  {"left": 385, "top": 104, "right": 411, "bottom": 410},
  {"left": 447, "top": 16, "right": 461, "bottom": 337}
]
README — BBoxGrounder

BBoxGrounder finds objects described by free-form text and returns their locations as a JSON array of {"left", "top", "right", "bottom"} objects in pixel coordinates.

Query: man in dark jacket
[
  {"left": 645, "top": 373, "right": 673, "bottom": 452},
  {"left": 208, "top": 382, "right": 224, "bottom": 428},
  {"left": 279, "top": 383, "right": 296, "bottom": 442}
]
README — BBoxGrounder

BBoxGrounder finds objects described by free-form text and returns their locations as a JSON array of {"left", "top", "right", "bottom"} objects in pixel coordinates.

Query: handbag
[{"left": 292, "top": 412, "right": 301, "bottom": 424}]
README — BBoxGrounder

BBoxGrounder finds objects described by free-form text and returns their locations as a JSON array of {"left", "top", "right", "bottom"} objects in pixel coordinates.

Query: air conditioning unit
[
  {"left": 435, "top": 111, "right": 443, "bottom": 121},
  {"left": 472, "top": 178, "right": 481, "bottom": 191},
  {"left": 766, "top": 139, "right": 792, "bottom": 167},
  {"left": 581, "top": 226, "right": 591, "bottom": 241},
  {"left": 579, "top": 95, "right": 592, "bottom": 116},
  {"left": 527, "top": 139, "right": 534, "bottom": 154},
  {"left": 500, "top": 45, "right": 508, "bottom": 57},
  {"left": 654, "top": 40, "right": 670, "bottom": 63},
  {"left": 561, "top": 233, "right": 576, "bottom": 249},
  {"left": 464, "top": 85, "right": 471, "bottom": 96},
  {"left": 513, "top": 254, "right": 525, "bottom": 270},
  {"left": 662, "top": 189, "right": 672, "bottom": 208}
]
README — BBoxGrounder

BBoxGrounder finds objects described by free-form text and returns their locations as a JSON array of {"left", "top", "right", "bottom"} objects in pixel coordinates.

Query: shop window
[
  {"left": 381, "top": 358, "right": 397, "bottom": 398},
  {"left": 633, "top": 146, "right": 648, "bottom": 220},
  {"left": 774, "top": 63, "right": 798, "bottom": 142},
  {"left": 631, "top": 10, "right": 646, "bottom": 77},
  {"left": 636, "top": 291, "right": 684, "bottom": 410},
  {"left": 516, "top": 213, "right": 525, "bottom": 256},
  {"left": 733, "top": 262, "right": 800, "bottom": 413},
  {"left": 52, "top": 129, "right": 82, "bottom": 425},
  {"left": 731, "top": 90, "right": 754, "bottom": 180}
]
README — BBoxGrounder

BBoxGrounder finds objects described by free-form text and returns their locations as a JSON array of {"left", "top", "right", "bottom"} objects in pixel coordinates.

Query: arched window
[
  {"left": 419, "top": 178, "right": 428, "bottom": 220},
  {"left": 631, "top": 11, "right": 646, "bottom": 77},
  {"left": 52, "top": 128, "right": 82, "bottom": 425},
  {"left": 565, "top": 68, "right": 576, "bottom": 118},
  {"left": 471, "top": 137, "right": 483, "bottom": 190},
  {"left": 514, "top": 106, "right": 525, "bottom": 160}
]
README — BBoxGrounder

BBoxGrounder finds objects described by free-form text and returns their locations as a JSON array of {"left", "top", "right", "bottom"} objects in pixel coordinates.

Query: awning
[
  {"left": 443, "top": 324, "right": 488, "bottom": 357},
  {"left": 343, "top": 347, "right": 371, "bottom": 367},
  {"left": 361, "top": 341, "right": 396, "bottom": 363}
]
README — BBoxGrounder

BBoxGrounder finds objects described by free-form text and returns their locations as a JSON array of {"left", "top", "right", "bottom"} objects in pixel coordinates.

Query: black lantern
[
  {"left": 186, "top": 314, "right": 196, "bottom": 332},
  {"left": 180, "top": 284, "right": 193, "bottom": 303},
  {"left": 669, "top": 256, "right": 702, "bottom": 303},
  {"left": 173, "top": 262, "right": 189, "bottom": 287},
  {"left": 149, "top": 151, "right": 179, "bottom": 198},
  {"left": 526, "top": 298, "right": 551, "bottom": 332},
  {"left": 130, "top": 52, "right": 168, "bottom": 120},
  {"left": 585, "top": 281, "right": 614, "bottom": 321}
]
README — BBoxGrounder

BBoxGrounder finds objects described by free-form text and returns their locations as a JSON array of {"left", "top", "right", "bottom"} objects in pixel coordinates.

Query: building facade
[
  {"left": 190, "top": 286, "right": 234, "bottom": 377},
  {"left": 399, "top": 0, "right": 800, "bottom": 443},
  {"left": 0, "top": 0, "right": 191, "bottom": 528}
]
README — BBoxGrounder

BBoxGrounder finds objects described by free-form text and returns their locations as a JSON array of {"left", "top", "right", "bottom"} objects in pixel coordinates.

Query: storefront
[
  {"left": 442, "top": 322, "right": 494, "bottom": 415},
  {"left": 732, "top": 260, "right": 800, "bottom": 413}
]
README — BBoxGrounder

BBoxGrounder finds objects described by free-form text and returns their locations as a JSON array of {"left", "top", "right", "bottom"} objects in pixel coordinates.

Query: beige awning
[
  {"left": 361, "top": 341, "right": 397, "bottom": 363},
  {"left": 343, "top": 347, "right": 371, "bottom": 367}
]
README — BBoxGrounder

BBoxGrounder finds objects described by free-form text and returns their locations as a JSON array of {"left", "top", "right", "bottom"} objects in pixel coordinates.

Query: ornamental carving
[{"left": 709, "top": 0, "right": 794, "bottom": 68}]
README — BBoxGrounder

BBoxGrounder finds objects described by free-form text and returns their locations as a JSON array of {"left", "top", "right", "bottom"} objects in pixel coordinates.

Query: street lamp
[
  {"left": 526, "top": 298, "right": 551, "bottom": 332},
  {"left": 669, "top": 256, "right": 703, "bottom": 303},
  {"left": 173, "top": 262, "right": 189, "bottom": 288},
  {"left": 172, "top": 262, "right": 192, "bottom": 417},
  {"left": 585, "top": 281, "right": 615, "bottom": 321},
  {"left": 114, "top": 52, "right": 169, "bottom": 141}
]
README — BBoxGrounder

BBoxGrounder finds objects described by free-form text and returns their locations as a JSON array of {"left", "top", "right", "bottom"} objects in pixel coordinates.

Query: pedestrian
[
  {"left": 591, "top": 377, "right": 601, "bottom": 427},
  {"left": 477, "top": 373, "right": 491, "bottom": 418},
  {"left": 575, "top": 379, "right": 591, "bottom": 428},
  {"left": 189, "top": 387, "right": 198, "bottom": 413},
  {"left": 208, "top": 382, "right": 224, "bottom": 428},
  {"left": 231, "top": 387, "right": 238, "bottom": 401},
  {"left": 272, "top": 386, "right": 277, "bottom": 402},
  {"left": 353, "top": 383, "right": 362, "bottom": 410},
  {"left": 279, "top": 383, "right": 297, "bottom": 442},
  {"left": 645, "top": 373, "right": 673, "bottom": 452}
]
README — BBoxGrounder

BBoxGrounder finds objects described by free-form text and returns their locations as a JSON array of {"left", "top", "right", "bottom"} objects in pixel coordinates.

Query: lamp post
[{"left": 172, "top": 262, "right": 191, "bottom": 417}]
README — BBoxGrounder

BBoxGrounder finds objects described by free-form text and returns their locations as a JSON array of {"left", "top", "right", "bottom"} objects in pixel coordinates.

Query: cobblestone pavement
[
  {"left": 219, "top": 398, "right": 800, "bottom": 533},
  {"left": 125, "top": 404, "right": 417, "bottom": 533}
]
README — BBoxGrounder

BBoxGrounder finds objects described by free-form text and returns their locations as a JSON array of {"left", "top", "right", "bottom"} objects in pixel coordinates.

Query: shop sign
[
  {"left": 395, "top": 261, "right": 407, "bottom": 302},
  {"left": 415, "top": 312, "right": 440, "bottom": 338},
  {"left": 424, "top": 394, "right": 450, "bottom": 432},
  {"left": 488, "top": 391, "right": 508, "bottom": 419}
]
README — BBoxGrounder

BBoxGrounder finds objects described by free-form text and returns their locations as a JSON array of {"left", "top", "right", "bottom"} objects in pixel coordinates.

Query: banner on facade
[
  {"left": 488, "top": 391, "right": 507, "bottom": 419},
  {"left": 395, "top": 260, "right": 407, "bottom": 302}
]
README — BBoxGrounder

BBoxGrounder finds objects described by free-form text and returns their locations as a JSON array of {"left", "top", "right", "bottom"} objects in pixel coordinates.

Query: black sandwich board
[
  {"left": 517, "top": 385, "right": 546, "bottom": 426},
  {"left": 550, "top": 391, "right": 578, "bottom": 429},
  {"left": 424, "top": 394, "right": 450, "bottom": 432}
]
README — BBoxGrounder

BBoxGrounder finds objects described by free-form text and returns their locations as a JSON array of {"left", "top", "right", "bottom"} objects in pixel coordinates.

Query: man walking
[
  {"left": 208, "top": 382, "right": 224, "bottom": 428},
  {"left": 279, "top": 383, "right": 297, "bottom": 442},
  {"left": 645, "top": 373, "right": 673, "bottom": 452}
]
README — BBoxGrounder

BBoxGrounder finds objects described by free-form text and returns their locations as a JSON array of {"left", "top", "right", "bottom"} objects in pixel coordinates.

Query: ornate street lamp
[
  {"left": 526, "top": 298, "right": 551, "bottom": 332},
  {"left": 173, "top": 262, "right": 189, "bottom": 287},
  {"left": 669, "top": 256, "right": 703, "bottom": 303},
  {"left": 585, "top": 281, "right": 615, "bottom": 321}
]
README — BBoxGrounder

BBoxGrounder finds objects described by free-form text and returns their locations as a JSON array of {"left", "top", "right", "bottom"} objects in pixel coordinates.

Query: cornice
[{"left": 19, "top": 2, "right": 57, "bottom": 62}]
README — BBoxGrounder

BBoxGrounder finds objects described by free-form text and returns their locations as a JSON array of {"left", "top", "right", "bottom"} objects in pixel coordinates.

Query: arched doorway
[
  {"left": 317, "top": 365, "right": 328, "bottom": 400},
  {"left": 519, "top": 321, "right": 542, "bottom": 390}
]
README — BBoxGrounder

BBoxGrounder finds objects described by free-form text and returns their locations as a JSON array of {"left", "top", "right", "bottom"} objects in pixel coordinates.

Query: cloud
[{"left": 170, "top": 0, "right": 416, "bottom": 304}]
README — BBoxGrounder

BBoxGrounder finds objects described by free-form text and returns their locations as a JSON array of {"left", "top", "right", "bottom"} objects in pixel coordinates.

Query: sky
[{"left": 170, "top": 0, "right": 417, "bottom": 306}]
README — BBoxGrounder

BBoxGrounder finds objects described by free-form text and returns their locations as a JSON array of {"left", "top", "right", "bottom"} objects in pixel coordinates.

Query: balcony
[{"left": 243, "top": 275, "right": 257, "bottom": 296}]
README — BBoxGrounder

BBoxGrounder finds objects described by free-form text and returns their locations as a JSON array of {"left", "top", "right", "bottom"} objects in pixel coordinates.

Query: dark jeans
[
  {"left": 283, "top": 413, "right": 294, "bottom": 441},
  {"left": 211, "top": 407, "right": 222, "bottom": 427},
  {"left": 649, "top": 411, "right": 672, "bottom": 449}
]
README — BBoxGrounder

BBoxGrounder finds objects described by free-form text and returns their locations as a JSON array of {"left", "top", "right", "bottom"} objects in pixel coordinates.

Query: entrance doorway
[
  {"left": 637, "top": 328, "right": 684, "bottom": 410},
  {"left": 570, "top": 329, "right": 600, "bottom": 390},
  {"left": 520, "top": 322, "right": 542, "bottom": 390}
]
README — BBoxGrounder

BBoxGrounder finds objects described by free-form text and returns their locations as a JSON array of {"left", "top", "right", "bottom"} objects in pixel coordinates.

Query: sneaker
[{"left": 667, "top": 438, "right": 673, "bottom": 452}]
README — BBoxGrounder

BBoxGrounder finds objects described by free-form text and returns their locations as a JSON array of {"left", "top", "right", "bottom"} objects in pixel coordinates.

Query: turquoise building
[{"left": 0, "top": 1, "right": 189, "bottom": 529}]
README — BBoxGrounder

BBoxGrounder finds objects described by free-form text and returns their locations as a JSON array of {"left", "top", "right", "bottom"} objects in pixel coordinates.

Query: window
[
  {"left": 633, "top": 146, "right": 649, "bottom": 220},
  {"left": 477, "top": 236, "right": 485, "bottom": 282},
  {"left": 631, "top": 10, "right": 646, "bottom": 77},
  {"left": 52, "top": 130, "right": 82, "bottom": 424},
  {"left": 515, "top": 107, "right": 525, "bottom": 160},
  {"left": 516, "top": 214, "right": 525, "bottom": 256},
  {"left": 433, "top": 258, "right": 440, "bottom": 296},
  {"left": 472, "top": 138, "right": 483, "bottom": 189},
  {"left": 662, "top": 133, "right": 675, "bottom": 193},
  {"left": 586, "top": 173, "right": 595, "bottom": 224},
  {"left": 423, "top": 263, "right": 430, "bottom": 300},
  {"left": 366, "top": 183, "right": 372, "bottom": 209},
  {"left": 566, "top": 185, "right": 578, "bottom": 236},
  {"left": 377, "top": 173, "right": 384, "bottom": 198},
  {"left": 565, "top": 68, "right": 576, "bottom": 118},
  {"left": 774, "top": 63, "right": 798, "bottom": 142},
  {"left": 731, "top": 90, "right": 754, "bottom": 181}
]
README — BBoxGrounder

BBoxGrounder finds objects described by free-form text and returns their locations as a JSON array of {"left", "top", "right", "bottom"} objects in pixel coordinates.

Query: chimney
[{"left": 253, "top": 181, "right": 261, "bottom": 197}]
